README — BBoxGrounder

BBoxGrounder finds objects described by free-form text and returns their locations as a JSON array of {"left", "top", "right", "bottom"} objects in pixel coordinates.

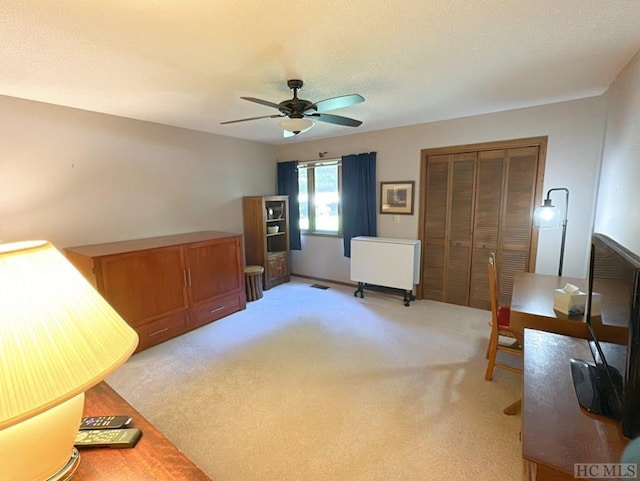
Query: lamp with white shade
[
  {"left": 0, "top": 240, "right": 139, "bottom": 481},
  {"left": 533, "top": 187, "right": 570, "bottom": 276}
]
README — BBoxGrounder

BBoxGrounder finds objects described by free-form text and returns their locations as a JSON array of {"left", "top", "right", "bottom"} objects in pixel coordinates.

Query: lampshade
[
  {"left": 533, "top": 198, "right": 562, "bottom": 230},
  {"left": 280, "top": 118, "right": 314, "bottom": 135},
  {"left": 0, "top": 240, "right": 139, "bottom": 480}
]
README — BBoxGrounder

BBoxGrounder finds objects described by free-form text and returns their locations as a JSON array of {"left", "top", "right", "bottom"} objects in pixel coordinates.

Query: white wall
[
  {"left": 278, "top": 97, "right": 608, "bottom": 283},
  {"left": 0, "top": 89, "right": 624, "bottom": 286},
  {"left": 0, "top": 96, "right": 277, "bottom": 250},
  {"left": 595, "top": 49, "right": 640, "bottom": 255}
]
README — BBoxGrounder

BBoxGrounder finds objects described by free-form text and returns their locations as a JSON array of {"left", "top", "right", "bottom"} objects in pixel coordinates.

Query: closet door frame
[{"left": 417, "top": 136, "right": 548, "bottom": 301}]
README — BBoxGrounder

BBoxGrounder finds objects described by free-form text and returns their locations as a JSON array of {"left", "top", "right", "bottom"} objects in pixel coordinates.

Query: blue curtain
[
  {"left": 277, "top": 161, "right": 302, "bottom": 250},
  {"left": 342, "top": 152, "right": 377, "bottom": 257}
]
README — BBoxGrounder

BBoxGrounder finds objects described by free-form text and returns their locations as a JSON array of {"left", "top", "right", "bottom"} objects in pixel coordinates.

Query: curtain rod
[{"left": 296, "top": 157, "right": 341, "bottom": 167}]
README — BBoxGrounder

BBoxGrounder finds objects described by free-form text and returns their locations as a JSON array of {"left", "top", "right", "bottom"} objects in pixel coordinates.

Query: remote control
[
  {"left": 79, "top": 415, "right": 132, "bottom": 430},
  {"left": 74, "top": 428, "right": 142, "bottom": 449}
]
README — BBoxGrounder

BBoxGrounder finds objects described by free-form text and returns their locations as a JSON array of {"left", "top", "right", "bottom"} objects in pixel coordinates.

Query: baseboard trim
[{"left": 291, "top": 273, "right": 356, "bottom": 289}]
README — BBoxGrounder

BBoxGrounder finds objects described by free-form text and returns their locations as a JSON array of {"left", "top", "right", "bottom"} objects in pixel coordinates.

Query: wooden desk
[
  {"left": 75, "top": 382, "right": 212, "bottom": 481},
  {"left": 510, "top": 272, "right": 627, "bottom": 345},
  {"left": 510, "top": 272, "right": 589, "bottom": 339},
  {"left": 523, "top": 329, "right": 627, "bottom": 480}
]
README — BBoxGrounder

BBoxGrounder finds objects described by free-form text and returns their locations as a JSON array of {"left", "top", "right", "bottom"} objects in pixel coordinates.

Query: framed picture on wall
[{"left": 380, "top": 181, "right": 415, "bottom": 215}]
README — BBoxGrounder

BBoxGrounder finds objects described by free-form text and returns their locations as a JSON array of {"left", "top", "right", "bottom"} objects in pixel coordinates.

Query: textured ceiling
[{"left": 2, "top": 1, "right": 640, "bottom": 145}]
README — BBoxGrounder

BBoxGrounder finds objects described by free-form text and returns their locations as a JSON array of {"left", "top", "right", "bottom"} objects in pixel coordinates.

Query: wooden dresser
[{"left": 65, "top": 231, "right": 246, "bottom": 352}]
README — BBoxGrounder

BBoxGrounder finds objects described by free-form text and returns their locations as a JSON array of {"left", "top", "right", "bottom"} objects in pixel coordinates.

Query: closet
[{"left": 418, "top": 137, "right": 547, "bottom": 309}]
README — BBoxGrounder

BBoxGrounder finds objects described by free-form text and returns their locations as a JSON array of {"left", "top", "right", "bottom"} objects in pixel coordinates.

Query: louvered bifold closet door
[
  {"left": 420, "top": 138, "right": 544, "bottom": 307},
  {"left": 469, "top": 150, "right": 505, "bottom": 309},
  {"left": 421, "top": 153, "right": 476, "bottom": 304},
  {"left": 444, "top": 153, "right": 476, "bottom": 305},
  {"left": 421, "top": 155, "right": 449, "bottom": 300},
  {"left": 497, "top": 146, "right": 539, "bottom": 306},
  {"left": 468, "top": 146, "right": 539, "bottom": 308}
]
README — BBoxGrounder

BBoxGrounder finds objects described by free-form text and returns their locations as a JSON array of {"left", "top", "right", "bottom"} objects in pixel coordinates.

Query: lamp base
[
  {"left": 0, "top": 393, "right": 85, "bottom": 481},
  {"left": 47, "top": 448, "right": 80, "bottom": 481}
]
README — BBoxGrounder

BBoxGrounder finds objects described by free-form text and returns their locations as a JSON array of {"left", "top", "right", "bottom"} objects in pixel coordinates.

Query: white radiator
[{"left": 350, "top": 236, "right": 421, "bottom": 305}]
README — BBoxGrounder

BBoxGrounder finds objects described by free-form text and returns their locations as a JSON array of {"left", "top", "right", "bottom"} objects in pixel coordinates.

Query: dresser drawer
[
  {"left": 135, "top": 311, "right": 187, "bottom": 352},
  {"left": 187, "top": 294, "right": 241, "bottom": 330}
]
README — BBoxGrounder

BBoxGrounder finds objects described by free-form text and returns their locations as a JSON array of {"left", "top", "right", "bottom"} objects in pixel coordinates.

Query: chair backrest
[
  {"left": 488, "top": 252, "right": 499, "bottom": 324},
  {"left": 488, "top": 252, "right": 511, "bottom": 327},
  {"left": 485, "top": 252, "right": 521, "bottom": 382}
]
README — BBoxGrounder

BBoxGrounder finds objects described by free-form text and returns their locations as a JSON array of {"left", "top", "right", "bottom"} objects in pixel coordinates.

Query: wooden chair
[{"left": 484, "top": 252, "right": 523, "bottom": 382}]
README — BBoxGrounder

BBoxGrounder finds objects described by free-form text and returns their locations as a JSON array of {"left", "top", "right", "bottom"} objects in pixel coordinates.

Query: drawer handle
[
  {"left": 148, "top": 327, "right": 170, "bottom": 337},
  {"left": 209, "top": 306, "right": 225, "bottom": 314}
]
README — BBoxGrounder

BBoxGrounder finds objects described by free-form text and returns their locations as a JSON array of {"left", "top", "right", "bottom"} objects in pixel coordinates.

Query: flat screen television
[{"left": 570, "top": 233, "right": 640, "bottom": 438}]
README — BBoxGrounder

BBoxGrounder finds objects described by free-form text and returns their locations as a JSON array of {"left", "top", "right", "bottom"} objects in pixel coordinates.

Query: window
[{"left": 298, "top": 161, "right": 341, "bottom": 235}]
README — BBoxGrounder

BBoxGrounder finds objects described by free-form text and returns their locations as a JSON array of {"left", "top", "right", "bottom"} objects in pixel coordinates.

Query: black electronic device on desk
[
  {"left": 75, "top": 428, "right": 142, "bottom": 449},
  {"left": 76, "top": 414, "right": 141, "bottom": 448},
  {"left": 570, "top": 233, "right": 640, "bottom": 439},
  {"left": 80, "top": 415, "right": 132, "bottom": 430}
]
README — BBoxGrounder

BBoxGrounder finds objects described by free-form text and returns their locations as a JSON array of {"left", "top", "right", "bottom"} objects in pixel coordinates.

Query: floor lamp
[{"left": 533, "top": 187, "right": 570, "bottom": 276}]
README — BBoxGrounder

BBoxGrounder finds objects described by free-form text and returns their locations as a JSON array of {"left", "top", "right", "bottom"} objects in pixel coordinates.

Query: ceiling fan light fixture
[
  {"left": 221, "top": 80, "right": 363, "bottom": 136},
  {"left": 280, "top": 118, "right": 314, "bottom": 135}
]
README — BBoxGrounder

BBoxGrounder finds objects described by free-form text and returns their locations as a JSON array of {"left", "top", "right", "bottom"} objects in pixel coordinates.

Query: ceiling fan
[{"left": 221, "top": 79, "right": 365, "bottom": 138}]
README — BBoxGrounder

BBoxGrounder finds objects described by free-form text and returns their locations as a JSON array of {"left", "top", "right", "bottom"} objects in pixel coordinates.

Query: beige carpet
[{"left": 106, "top": 277, "right": 522, "bottom": 480}]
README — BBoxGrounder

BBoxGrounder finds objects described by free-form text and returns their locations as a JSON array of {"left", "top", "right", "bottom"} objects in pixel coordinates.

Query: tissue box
[
  {"left": 553, "top": 290, "right": 602, "bottom": 317},
  {"left": 553, "top": 289, "right": 588, "bottom": 316}
]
